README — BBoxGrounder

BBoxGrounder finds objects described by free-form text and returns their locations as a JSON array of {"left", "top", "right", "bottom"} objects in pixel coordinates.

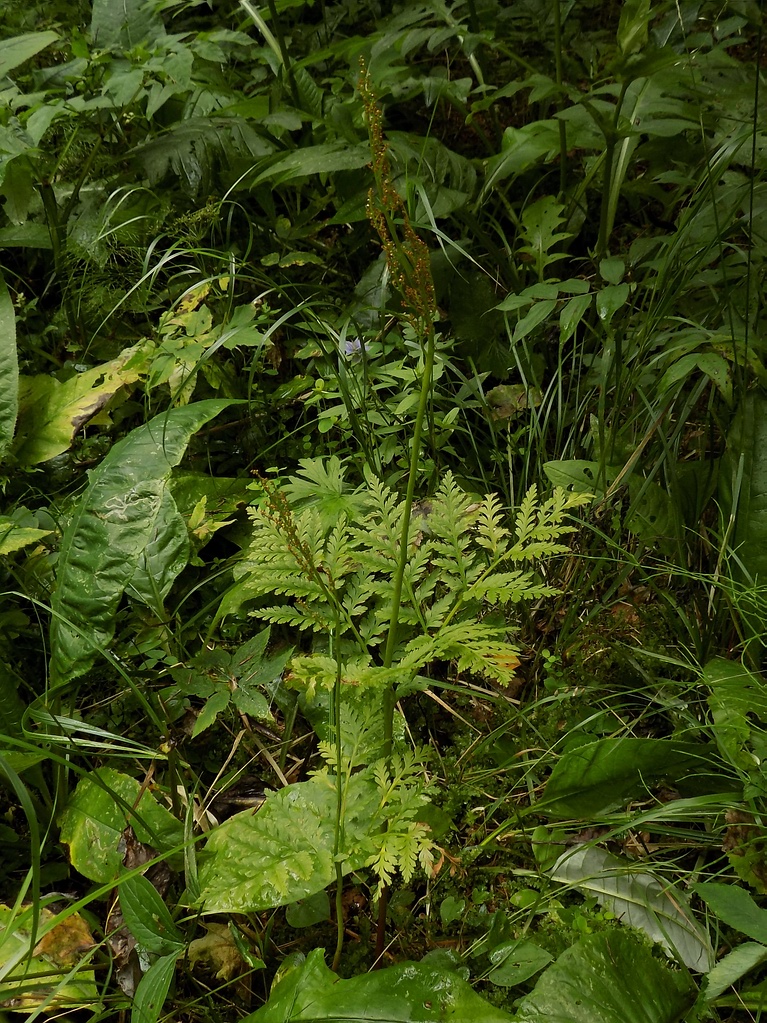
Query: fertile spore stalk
[{"left": 359, "top": 61, "right": 438, "bottom": 961}]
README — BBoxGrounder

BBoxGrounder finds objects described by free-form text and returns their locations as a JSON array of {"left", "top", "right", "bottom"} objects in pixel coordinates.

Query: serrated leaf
[
  {"left": 516, "top": 930, "right": 695, "bottom": 1023},
  {"left": 704, "top": 941, "right": 767, "bottom": 1001},
  {"left": 50, "top": 399, "right": 232, "bottom": 686},
  {"left": 695, "top": 882, "right": 767, "bottom": 945},
  {"left": 59, "top": 768, "right": 183, "bottom": 884},
  {"left": 192, "top": 689, "right": 231, "bottom": 737},
  {"left": 242, "top": 947, "right": 515, "bottom": 1023},
  {"left": 550, "top": 846, "right": 713, "bottom": 971},
  {"left": 703, "top": 658, "right": 767, "bottom": 770}
]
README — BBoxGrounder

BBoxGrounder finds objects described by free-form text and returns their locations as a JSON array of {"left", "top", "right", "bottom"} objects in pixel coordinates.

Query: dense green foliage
[{"left": 0, "top": 0, "right": 766, "bottom": 1020}]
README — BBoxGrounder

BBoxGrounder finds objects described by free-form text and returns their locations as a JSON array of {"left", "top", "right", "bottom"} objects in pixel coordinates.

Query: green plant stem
[
  {"left": 331, "top": 605, "right": 345, "bottom": 971},
  {"left": 552, "top": 0, "right": 568, "bottom": 198},
  {"left": 381, "top": 322, "right": 436, "bottom": 751},
  {"left": 375, "top": 320, "right": 435, "bottom": 964}
]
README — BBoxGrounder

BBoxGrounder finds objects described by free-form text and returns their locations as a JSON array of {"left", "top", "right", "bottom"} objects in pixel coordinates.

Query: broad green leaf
[
  {"left": 91, "top": 0, "right": 165, "bottom": 48},
  {"left": 0, "top": 517, "right": 50, "bottom": 555},
  {"left": 550, "top": 846, "right": 713, "bottom": 971},
  {"left": 481, "top": 121, "right": 562, "bottom": 198},
  {"left": 696, "top": 883, "right": 767, "bottom": 945},
  {"left": 285, "top": 892, "right": 330, "bottom": 929},
  {"left": 59, "top": 770, "right": 183, "bottom": 884},
  {"left": 49, "top": 399, "right": 232, "bottom": 685},
  {"left": 192, "top": 688, "right": 230, "bottom": 738},
  {"left": 12, "top": 348, "right": 146, "bottom": 466},
  {"left": 0, "top": 31, "right": 59, "bottom": 78},
  {"left": 516, "top": 930, "right": 695, "bottom": 1023},
  {"left": 0, "top": 903, "right": 98, "bottom": 1011},
  {"left": 119, "top": 875, "right": 184, "bottom": 956},
  {"left": 539, "top": 737, "right": 729, "bottom": 818},
  {"left": 243, "top": 947, "right": 515, "bottom": 1023},
  {"left": 198, "top": 773, "right": 379, "bottom": 914},
  {"left": 618, "top": 0, "right": 651, "bottom": 54},
  {"left": 0, "top": 224, "right": 53, "bottom": 249},
  {"left": 487, "top": 940, "right": 552, "bottom": 987},
  {"left": 704, "top": 942, "right": 767, "bottom": 1001},
  {"left": 0, "top": 273, "right": 17, "bottom": 460},
  {"left": 625, "top": 477, "right": 675, "bottom": 542},
  {"left": 131, "top": 952, "right": 179, "bottom": 1023},
  {"left": 703, "top": 658, "right": 767, "bottom": 771},
  {"left": 596, "top": 283, "right": 629, "bottom": 326}
]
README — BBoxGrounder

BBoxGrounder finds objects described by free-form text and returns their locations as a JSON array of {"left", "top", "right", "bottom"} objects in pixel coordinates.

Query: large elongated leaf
[
  {"left": 0, "top": 32, "right": 59, "bottom": 78},
  {"left": 0, "top": 273, "right": 17, "bottom": 460},
  {"left": 50, "top": 400, "right": 232, "bottom": 685},
  {"left": 539, "top": 737, "right": 730, "bottom": 818},
  {"left": 243, "top": 948, "right": 515, "bottom": 1023},
  {"left": 198, "top": 773, "right": 379, "bottom": 914},
  {"left": 516, "top": 931, "right": 695, "bottom": 1023},
  {"left": 550, "top": 846, "right": 713, "bottom": 971}
]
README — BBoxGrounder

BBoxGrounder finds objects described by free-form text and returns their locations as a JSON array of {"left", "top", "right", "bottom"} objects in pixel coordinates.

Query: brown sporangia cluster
[{"left": 358, "top": 60, "right": 436, "bottom": 336}]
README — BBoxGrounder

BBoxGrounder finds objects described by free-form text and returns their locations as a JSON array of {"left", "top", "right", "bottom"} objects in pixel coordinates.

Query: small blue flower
[{"left": 342, "top": 336, "right": 366, "bottom": 359}]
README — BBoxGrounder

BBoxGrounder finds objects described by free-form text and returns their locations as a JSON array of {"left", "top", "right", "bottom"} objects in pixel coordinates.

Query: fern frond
[
  {"left": 466, "top": 570, "right": 555, "bottom": 604},
  {"left": 474, "top": 493, "right": 509, "bottom": 557}
]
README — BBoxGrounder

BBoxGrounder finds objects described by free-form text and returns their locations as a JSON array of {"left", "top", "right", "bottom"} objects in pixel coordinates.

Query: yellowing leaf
[
  {"left": 12, "top": 346, "right": 145, "bottom": 465},
  {"left": 0, "top": 516, "right": 51, "bottom": 555},
  {"left": 0, "top": 904, "right": 98, "bottom": 1012},
  {"left": 188, "top": 923, "right": 244, "bottom": 980}
]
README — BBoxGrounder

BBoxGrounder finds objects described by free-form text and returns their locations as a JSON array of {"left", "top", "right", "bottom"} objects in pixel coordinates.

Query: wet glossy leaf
[
  {"left": 487, "top": 940, "right": 552, "bottom": 987},
  {"left": 517, "top": 930, "right": 695, "bottom": 1023},
  {"left": 243, "top": 947, "right": 515, "bottom": 1023},
  {"left": 198, "top": 774, "right": 379, "bottom": 914}
]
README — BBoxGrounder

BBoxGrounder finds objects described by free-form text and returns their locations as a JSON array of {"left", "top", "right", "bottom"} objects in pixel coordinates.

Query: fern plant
[{"left": 223, "top": 457, "right": 589, "bottom": 695}]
